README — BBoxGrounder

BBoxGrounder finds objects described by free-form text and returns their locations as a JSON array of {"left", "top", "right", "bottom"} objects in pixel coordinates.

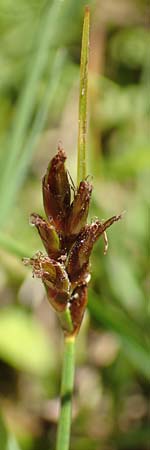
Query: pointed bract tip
[
  {"left": 85, "top": 5, "right": 90, "bottom": 15},
  {"left": 120, "top": 210, "right": 126, "bottom": 218},
  {"left": 114, "top": 211, "right": 126, "bottom": 222},
  {"left": 57, "top": 140, "right": 63, "bottom": 151},
  {"left": 56, "top": 142, "right": 66, "bottom": 162}
]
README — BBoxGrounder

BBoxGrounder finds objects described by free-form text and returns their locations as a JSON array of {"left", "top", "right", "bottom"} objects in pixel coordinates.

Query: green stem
[
  {"left": 56, "top": 8, "right": 90, "bottom": 450},
  {"left": 57, "top": 308, "right": 74, "bottom": 336},
  {"left": 77, "top": 6, "right": 90, "bottom": 184},
  {"left": 56, "top": 336, "right": 76, "bottom": 450}
]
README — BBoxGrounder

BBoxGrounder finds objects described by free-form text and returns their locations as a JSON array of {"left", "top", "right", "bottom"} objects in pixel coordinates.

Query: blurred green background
[{"left": 0, "top": 0, "right": 150, "bottom": 449}]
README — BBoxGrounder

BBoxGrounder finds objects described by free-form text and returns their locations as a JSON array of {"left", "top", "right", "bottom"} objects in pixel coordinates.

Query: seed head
[{"left": 23, "top": 146, "right": 122, "bottom": 336}]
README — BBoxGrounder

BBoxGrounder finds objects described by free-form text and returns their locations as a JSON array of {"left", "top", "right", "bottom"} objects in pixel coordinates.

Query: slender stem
[
  {"left": 77, "top": 6, "right": 90, "bottom": 185},
  {"left": 57, "top": 308, "right": 74, "bottom": 335},
  {"left": 56, "top": 8, "right": 90, "bottom": 450},
  {"left": 56, "top": 336, "right": 76, "bottom": 450}
]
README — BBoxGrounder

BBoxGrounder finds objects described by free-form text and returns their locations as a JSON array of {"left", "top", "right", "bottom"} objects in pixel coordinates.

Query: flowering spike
[
  {"left": 67, "top": 214, "right": 122, "bottom": 283},
  {"left": 23, "top": 252, "right": 71, "bottom": 312},
  {"left": 69, "top": 285, "right": 88, "bottom": 336},
  {"left": 24, "top": 148, "right": 122, "bottom": 336},
  {"left": 66, "top": 180, "right": 92, "bottom": 237},
  {"left": 42, "top": 146, "right": 71, "bottom": 233},
  {"left": 30, "top": 213, "right": 60, "bottom": 257}
]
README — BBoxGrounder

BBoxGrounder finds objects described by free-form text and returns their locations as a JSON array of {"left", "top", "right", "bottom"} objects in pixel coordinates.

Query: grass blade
[
  {"left": 0, "top": 0, "right": 64, "bottom": 221},
  {"left": 0, "top": 50, "right": 67, "bottom": 225},
  {"left": 77, "top": 6, "right": 90, "bottom": 184}
]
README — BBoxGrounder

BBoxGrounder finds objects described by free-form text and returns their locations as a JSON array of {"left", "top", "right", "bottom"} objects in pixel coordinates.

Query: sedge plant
[{"left": 23, "top": 7, "right": 122, "bottom": 450}]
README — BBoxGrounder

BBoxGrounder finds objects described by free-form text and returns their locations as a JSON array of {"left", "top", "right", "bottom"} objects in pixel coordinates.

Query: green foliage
[{"left": 0, "top": 0, "right": 90, "bottom": 226}]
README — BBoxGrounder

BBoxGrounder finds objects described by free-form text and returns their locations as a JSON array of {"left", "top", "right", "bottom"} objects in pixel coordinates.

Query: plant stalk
[
  {"left": 56, "top": 336, "right": 76, "bottom": 450},
  {"left": 56, "top": 7, "right": 90, "bottom": 450},
  {"left": 77, "top": 6, "right": 90, "bottom": 185}
]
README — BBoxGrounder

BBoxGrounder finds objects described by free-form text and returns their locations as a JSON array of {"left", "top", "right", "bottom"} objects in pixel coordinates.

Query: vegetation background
[{"left": 0, "top": 0, "right": 149, "bottom": 449}]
